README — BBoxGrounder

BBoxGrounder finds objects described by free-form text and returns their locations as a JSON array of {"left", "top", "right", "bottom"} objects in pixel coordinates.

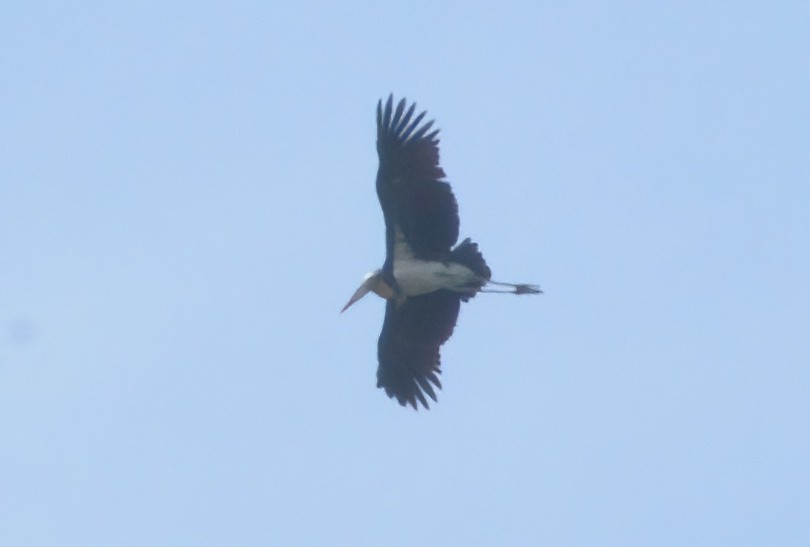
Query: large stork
[{"left": 342, "top": 95, "right": 541, "bottom": 409}]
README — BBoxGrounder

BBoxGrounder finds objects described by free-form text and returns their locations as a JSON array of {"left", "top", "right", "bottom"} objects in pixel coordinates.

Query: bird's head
[{"left": 341, "top": 269, "right": 394, "bottom": 312}]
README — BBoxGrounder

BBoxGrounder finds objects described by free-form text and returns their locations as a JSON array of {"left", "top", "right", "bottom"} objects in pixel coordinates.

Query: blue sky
[{"left": 2, "top": 2, "right": 809, "bottom": 545}]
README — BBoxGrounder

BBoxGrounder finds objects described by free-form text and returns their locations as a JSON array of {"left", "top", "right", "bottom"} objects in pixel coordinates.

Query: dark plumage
[
  {"left": 376, "top": 95, "right": 459, "bottom": 266},
  {"left": 342, "top": 95, "right": 541, "bottom": 410},
  {"left": 374, "top": 95, "right": 482, "bottom": 408}
]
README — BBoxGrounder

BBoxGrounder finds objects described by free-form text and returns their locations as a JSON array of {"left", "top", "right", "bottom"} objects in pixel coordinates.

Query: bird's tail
[
  {"left": 451, "top": 238, "right": 542, "bottom": 297},
  {"left": 450, "top": 238, "right": 492, "bottom": 280}
]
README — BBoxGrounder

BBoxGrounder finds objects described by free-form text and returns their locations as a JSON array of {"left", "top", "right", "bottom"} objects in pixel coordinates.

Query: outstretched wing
[
  {"left": 376, "top": 95, "right": 460, "bottom": 264},
  {"left": 376, "top": 291, "right": 461, "bottom": 409}
]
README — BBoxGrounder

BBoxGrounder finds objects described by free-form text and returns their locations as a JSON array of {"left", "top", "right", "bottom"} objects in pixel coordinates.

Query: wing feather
[
  {"left": 376, "top": 95, "right": 460, "bottom": 262},
  {"left": 399, "top": 110, "right": 426, "bottom": 141},
  {"left": 376, "top": 291, "right": 461, "bottom": 409},
  {"left": 393, "top": 102, "right": 416, "bottom": 135}
]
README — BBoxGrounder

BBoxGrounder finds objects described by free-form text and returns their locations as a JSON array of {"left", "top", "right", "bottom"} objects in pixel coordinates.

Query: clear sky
[{"left": 2, "top": 2, "right": 809, "bottom": 545}]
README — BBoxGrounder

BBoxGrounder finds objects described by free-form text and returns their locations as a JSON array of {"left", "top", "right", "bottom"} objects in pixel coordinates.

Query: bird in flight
[{"left": 342, "top": 95, "right": 541, "bottom": 409}]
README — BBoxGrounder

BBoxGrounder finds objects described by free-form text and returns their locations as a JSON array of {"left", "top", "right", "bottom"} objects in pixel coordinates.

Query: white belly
[{"left": 393, "top": 258, "right": 478, "bottom": 297}]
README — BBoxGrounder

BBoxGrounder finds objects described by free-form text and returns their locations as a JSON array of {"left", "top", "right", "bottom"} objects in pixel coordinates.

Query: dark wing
[
  {"left": 376, "top": 95, "right": 460, "bottom": 264},
  {"left": 376, "top": 291, "right": 461, "bottom": 409}
]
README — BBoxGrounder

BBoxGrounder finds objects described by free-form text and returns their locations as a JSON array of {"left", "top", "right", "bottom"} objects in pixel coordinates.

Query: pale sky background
[{"left": 2, "top": 2, "right": 809, "bottom": 546}]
